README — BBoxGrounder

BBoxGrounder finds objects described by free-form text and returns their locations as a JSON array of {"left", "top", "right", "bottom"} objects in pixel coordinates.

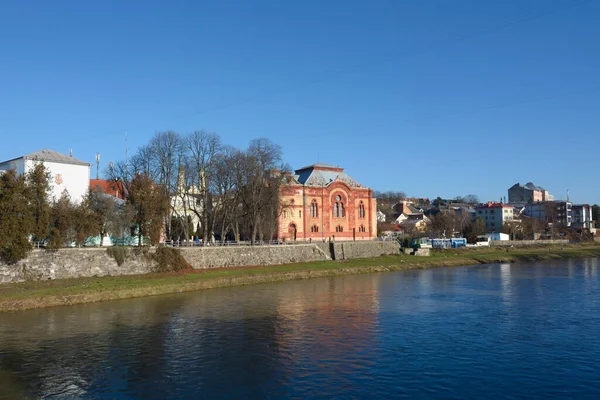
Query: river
[{"left": 1, "top": 258, "right": 600, "bottom": 399}]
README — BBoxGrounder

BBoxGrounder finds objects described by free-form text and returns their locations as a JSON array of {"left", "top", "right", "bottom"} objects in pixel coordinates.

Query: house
[
  {"left": 90, "top": 179, "right": 127, "bottom": 200},
  {"left": 508, "top": 182, "right": 554, "bottom": 203},
  {"left": 398, "top": 218, "right": 428, "bottom": 233},
  {"left": 0, "top": 149, "right": 91, "bottom": 203},
  {"left": 475, "top": 202, "right": 515, "bottom": 233},
  {"left": 277, "top": 163, "right": 377, "bottom": 241}
]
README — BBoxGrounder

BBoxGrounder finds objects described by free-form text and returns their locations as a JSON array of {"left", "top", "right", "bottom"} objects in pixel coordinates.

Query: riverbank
[{"left": 1, "top": 244, "right": 600, "bottom": 312}]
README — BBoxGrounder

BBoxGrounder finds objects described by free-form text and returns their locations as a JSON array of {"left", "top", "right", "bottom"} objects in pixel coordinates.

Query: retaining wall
[
  {"left": 326, "top": 241, "right": 400, "bottom": 261},
  {"left": 490, "top": 240, "right": 569, "bottom": 247},
  {"left": 180, "top": 244, "right": 331, "bottom": 269},
  {"left": 0, "top": 248, "right": 156, "bottom": 284},
  {"left": 0, "top": 240, "right": 401, "bottom": 283}
]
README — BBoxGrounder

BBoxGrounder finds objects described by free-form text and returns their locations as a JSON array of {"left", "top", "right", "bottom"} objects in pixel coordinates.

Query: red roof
[
  {"left": 90, "top": 179, "right": 126, "bottom": 200},
  {"left": 476, "top": 202, "right": 513, "bottom": 209}
]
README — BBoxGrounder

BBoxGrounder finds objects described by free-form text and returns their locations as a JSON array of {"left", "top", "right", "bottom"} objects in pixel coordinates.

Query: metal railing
[{"left": 159, "top": 240, "right": 310, "bottom": 247}]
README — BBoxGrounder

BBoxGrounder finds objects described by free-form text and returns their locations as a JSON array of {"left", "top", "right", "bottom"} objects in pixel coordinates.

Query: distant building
[
  {"left": 90, "top": 179, "right": 126, "bottom": 200},
  {"left": 508, "top": 182, "right": 553, "bottom": 203},
  {"left": 475, "top": 202, "right": 515, "bottom": 233},
  {"left": 277, "top": 163, "right": 377, "bottom": 242},
  {"left": 486, "top": 232, "right": 510, "bottom": 241},
  {"left": 570, "top": 204, "right": 593, "bottom": 230},
  {"left": 0, "top": 149, "right": 91, "bottom": 203},
  {"left": 522, "top": 201, "right": 572, "bottom": 226}
]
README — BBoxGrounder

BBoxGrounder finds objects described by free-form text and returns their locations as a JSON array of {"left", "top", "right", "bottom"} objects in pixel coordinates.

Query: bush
[
  {"left": 152, "top": 246, "right": 190, "bottom": 273},
  {"left": 107, "top": 246, "right": 130, "bottom": 266}
]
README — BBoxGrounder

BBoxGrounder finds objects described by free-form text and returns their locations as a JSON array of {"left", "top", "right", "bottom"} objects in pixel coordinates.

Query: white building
[
  {"left": 0, "top": 149, "right": 91, "bottom": 203},
  {"left": 475, "top": 202, "right": 515, "bottom": 233}
]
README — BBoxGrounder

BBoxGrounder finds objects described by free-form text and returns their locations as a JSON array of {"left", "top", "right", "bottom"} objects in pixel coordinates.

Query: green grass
[{"left": 1, "top": 243, "right": 599, "bottom": 311}]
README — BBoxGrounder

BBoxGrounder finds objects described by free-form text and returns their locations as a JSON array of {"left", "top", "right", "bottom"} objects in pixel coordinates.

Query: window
[
  {"left": 283, "top": 210, "right": 287, "bottom": 218},
  {"left": 311, "top": 225, "right": 319, "bottom": 233},
  {"left": 299, "top": 210, "right": 302, "bottom": 218},
  {"left": 336, "top": 225, "right": 343, "bottom": 232},
  {"left": 333, "top": 195, "right": 345, "bottom": 218},
  {"left": 311, "top": 199, "right": 318, "bottom": 218},
  {"left": 359, "top": 225, "right": 366, "bottom": 233},
  {"left": 358, "top": 201, "right": 365, "bottom": 218}
]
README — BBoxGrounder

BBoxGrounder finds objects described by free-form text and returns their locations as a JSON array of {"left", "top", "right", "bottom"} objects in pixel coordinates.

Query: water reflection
[{"left": 1, "top": 259, "right": 600, "bottom": 399}]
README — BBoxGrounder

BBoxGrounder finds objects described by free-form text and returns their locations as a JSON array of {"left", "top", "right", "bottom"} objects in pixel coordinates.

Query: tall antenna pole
[
  {"left": 95, "top": 153, "right": 100, "bottom": 180},
  {"left": 125, "top": 132, "right": 129, "bottom": 175}
]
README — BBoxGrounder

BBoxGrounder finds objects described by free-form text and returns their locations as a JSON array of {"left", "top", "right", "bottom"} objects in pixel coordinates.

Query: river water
[{"left": 1, "top": 258, "right": 600, "bottom": 399}]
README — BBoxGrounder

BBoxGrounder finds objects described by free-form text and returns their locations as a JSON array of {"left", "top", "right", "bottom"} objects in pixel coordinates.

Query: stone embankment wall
[
  {"left": 180, "top": 244, "right": 331, "bottom": 269},
  {"left": 490, "top": 240, "right": 569, "bottom": 247},
  {"left": 0, "top": 248, "right": 156, "bottom": 284},
  {"left": 317, "top": 241, "right": 400, "bottom": 261},
  {"left": 0, "top": 241, "right": 400, "bottom": 283}
]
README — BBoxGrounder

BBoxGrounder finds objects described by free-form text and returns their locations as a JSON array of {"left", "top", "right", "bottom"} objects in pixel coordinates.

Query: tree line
[
  {"left": 0, "top": 132, "right": 288, "bottom": 264},
  {"left": 106, "top": 131, "right": 287, "bottom": 245},
  {"left": 0, "top": 164, "right": 133, "bottom": 263}
]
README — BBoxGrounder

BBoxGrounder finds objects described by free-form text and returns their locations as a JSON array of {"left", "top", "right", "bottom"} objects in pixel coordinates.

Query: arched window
[
  {"left": 311, "top": 199, "right": 318, "bottom": 218},
  {"left": 333, "top": 195, "right": 345, "bottom": 218},
  {"left": 359, "top": 225, "right": 366, "bottom": 233},
  {"left": 336, "top": 225, "right": 343, "bottom": 232},
  {"left": 311, "top": 225, "right": 319, "bottom": 233},
  {"left": 358, "top": 201, "right": 365, "bottom": 218}
]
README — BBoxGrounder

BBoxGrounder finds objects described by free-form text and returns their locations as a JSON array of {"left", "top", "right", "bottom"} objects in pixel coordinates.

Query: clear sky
[{"left": 1, "top": 0, "right": 598, "bottom": 204}]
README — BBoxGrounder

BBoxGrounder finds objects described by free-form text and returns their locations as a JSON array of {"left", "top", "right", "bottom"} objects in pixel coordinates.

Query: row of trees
[
  {"left": 0, "top": 162, "right": 172, "bottom": 263},
  {"left": 106, "top": 131, "right": 287, "bottom": 244}
]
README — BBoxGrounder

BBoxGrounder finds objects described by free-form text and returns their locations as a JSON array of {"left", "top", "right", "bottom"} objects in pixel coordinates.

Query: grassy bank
[{"left": 1, "top": 244, "right": 600, "bottom": 312}]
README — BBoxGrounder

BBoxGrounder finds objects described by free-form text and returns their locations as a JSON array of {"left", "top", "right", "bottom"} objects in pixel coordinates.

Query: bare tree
[
  {"left": 236, "top": 138, "right": 284, "bottom": 243},
  {"left": 209, "top": 147, "right": 241, "bottom": 242},
  {"left": 186, "top": 130, "right": 223, "bottom": 243},
  {"left": 463, "top": 194, "right": 480, "bottom": 204}
]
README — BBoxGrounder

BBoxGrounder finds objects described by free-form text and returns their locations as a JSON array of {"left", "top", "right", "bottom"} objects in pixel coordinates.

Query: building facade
[
  {"left": 508, "top": 182, "right": 553, "bottom": 203},
  {"left": 277, "top": 163, "right": 377, "bottom": 242},
  {"left": 571, "top": 204, "right": 594, "bottom": 230},
  {"left": 523, "top": 201, "right": 572, "bottom": 226},
  {"left": 475, "top": 202, "right": 515, "bottom": 233},
  {"left": 0, "top": 149, "right": 91, "bottom": 203}
]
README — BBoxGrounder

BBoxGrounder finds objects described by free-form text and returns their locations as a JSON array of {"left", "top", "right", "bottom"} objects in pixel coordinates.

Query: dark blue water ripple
[{"left": 1, "top": 258, "right": 599, "bottom": 399}]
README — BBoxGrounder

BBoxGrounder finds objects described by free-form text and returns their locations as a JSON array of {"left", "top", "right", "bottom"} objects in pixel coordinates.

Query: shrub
[
  {"left": 152, "top": 246, "right": 190, "bottom": 273},
  {"left": 107, "top": 246, "right": 130, "bottom": 266}
]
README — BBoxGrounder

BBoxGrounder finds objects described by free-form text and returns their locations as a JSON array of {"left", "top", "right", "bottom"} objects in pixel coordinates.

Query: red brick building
[{"left": 277, "top": 163, "right": 377, "bottom": 242}]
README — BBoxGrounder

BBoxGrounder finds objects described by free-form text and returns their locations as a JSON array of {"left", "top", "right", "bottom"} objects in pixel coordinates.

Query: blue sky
[{"left": 1, "top": 0, "right": 598, "bottom": 204}]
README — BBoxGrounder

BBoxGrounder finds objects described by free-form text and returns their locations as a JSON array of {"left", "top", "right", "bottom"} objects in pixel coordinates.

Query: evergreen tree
[
  {"left": 127, "top": 173, "right": 170, "bottom": 246},
  {"left": 0, "top": 170, "right": 33, "bottom": 263},
  {"left": 26, "top": 162, "right": 52, "bottom": 242}
]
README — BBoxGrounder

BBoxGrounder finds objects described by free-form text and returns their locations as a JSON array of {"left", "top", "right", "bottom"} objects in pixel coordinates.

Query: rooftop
[
  {"left": 476, "top": 202, "right": 514, "bottom": 209},
  {"left": 291, "top": 163, "right": 365, "bottom": 188},
  {"left": 0, "top": 149, "right": 91, "bottom": 167}
]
